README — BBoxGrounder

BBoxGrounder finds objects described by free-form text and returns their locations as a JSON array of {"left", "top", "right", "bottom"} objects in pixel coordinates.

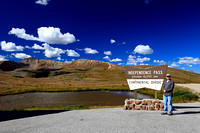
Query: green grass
[
  {"left": 172, "top": 88, "right": 199, "bottom": 103},
  {"left": 6, "top": 105, "right": 124, "bottom": 111},
  {"left": 13, "top": 75, "right": 24, "bottom": 78},
  {"left": 62, "top": 105, "right": 89, "bottom": 110}
]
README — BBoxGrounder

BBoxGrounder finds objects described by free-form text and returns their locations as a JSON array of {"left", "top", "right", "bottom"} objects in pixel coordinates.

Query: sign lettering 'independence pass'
[{"left": 124, "top": 65, "right": 168, "bottom": 90}]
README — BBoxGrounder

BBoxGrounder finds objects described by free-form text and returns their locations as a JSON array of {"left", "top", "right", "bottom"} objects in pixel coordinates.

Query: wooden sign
[{"left": 124, "top": 65, "right": 168, "bottom": 91}]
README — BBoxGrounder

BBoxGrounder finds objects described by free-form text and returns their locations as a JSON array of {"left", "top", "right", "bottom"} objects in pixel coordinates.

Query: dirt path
[{"left": 176, "top": 83, "right": 200, "bottom": 93}]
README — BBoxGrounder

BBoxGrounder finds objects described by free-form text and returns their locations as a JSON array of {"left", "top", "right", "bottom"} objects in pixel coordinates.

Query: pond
[{"left": 0, "top": 91, "right": 153, "bottom": 110}]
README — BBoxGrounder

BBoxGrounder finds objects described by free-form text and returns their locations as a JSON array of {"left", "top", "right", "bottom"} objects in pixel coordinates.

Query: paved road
[
  {"left": 0, "top": 102, "right": 200, "bottom": 133},
  {"left": 176, "top": 83, "right": 200, "bottom": 93}
]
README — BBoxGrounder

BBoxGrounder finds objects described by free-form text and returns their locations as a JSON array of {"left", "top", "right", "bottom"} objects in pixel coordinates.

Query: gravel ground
[
  {"left": 176, "top": 83, "right": 200, "bottom": 93},
  {"left": 0, "top": 102, "right": 199, "bottom": 133}
]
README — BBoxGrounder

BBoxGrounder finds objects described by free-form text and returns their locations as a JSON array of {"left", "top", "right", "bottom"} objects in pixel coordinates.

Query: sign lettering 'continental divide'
[{"left": 124, "top": 65, "right": 168, "bottom": 90}]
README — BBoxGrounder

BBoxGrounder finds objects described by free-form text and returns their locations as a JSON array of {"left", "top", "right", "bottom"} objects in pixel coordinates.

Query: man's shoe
[
  {"left": 161, "top": 112, "right": 167, "bottom": 115},
  {"left": 168, "top": 112, "right": 173, "bottom": 116}
]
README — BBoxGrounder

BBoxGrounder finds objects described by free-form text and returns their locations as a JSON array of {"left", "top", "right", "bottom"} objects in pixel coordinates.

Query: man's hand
[{"left": 164, "top": 90, "right": 166, "bottom": 93}]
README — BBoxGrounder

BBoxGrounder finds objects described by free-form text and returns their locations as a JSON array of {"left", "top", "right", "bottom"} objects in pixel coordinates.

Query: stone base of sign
[{"left": 124, "top": 99, "right": 164, "bottom": 111}]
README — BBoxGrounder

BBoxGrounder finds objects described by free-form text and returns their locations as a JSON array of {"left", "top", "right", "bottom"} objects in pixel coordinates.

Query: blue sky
[{"left": 0, "top": 0, "right": 200, "bottom": 73}]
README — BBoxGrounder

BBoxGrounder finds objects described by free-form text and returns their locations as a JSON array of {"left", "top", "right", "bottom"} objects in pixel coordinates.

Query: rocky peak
[{"left": 20, "top": 57, "right": 66, "bottom": 70}]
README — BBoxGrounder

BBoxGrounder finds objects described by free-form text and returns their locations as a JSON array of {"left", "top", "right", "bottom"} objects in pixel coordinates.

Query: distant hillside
[
  {"left": 0, "top": 57, "right": 200, "bottom": 96},
  {"left": 0, "top": 57, "right": 199, "bottom": 82}
]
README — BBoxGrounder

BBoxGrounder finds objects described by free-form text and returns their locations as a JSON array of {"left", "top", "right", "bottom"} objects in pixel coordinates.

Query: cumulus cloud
[
  {"left": 66, "top": 49, "right": 80, "bottom": 57},
  {"left": 126, "top": 55, "right": 150, "bottom": 65},
  {"left": 84, "top": 48, "right": 98, "bottom": 54},
  {"left": 37, "top": 27, "right": 76, "bottom": 44},
  {"left": 9, "top": 28, "right": 39, "bottom": 41},
  {"left": 103, "top": 56, "right": 110, "bottom": 60},
  {"left": 169, "top": 62, "right": 180, "bottom": 68},
  {"left": 153, "top": 60, "right": 166, "bottom": 64},
  {"left": 25, "top": 45, "right": 31, "bottom": 49},
  {"left": 178, "top": 57, "right": 200, "bottom": 65},
  {"left": 0, "top": 41, "right": 24, "bottom": 51},
  {"left": 26, "top": 43, "right": 67, "bottom": 58},
  {"left": 118, "top": 63, "right": 124, "bottom": 65},
  {"left": 35, "top": 0, "right": 50, "bottom": 6},
  {"left": 103, "top": 56, "right": 122, "bottom": 62},
  {"left": 42, "top": 43, "right": 66, "bottom": 58},
  {"left": 65, "top": 59, "right": 75, "bottom": 63},
  {"left": 0, "top": 55, "right": 8, "bottom": 61},
  {"left": 104, "top": 51, "right": 112, "bottom": 55},
  {"left": 9, "top": 27, "right": 76, "bottom": 45},
  {"left": 110, "top": 58, "right": 122, "bottom": 62},
  {"left": 133, "top": 45, "right": 153, "bottom": 55},
  {"left": 32, "top": 43, "right": 46, "bottom": 50},
  {"left": 57, "top": 57, "right": 63, "bottom": 61},
  {"left": 110, "top": 39, "right": 116, "bottom": 44},
  {"left": 12, "top": 53, "right": 31, "bottom": 59}
]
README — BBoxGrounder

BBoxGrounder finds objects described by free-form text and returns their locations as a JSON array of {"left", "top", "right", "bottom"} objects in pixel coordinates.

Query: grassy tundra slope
[{"left": 0, "top": 57, "right": 200, "bottom": 97}]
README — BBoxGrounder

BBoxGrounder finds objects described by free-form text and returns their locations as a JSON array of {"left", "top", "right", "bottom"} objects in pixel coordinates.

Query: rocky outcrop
[
  {"left": 0, "top": 61, "right": 29, "bottom": 71},
  {"left": 20, "top": 57, "right": 66, "bottom": 70},
  {"left": 64, "top": 59, "right": 122, "bottom": 70}
]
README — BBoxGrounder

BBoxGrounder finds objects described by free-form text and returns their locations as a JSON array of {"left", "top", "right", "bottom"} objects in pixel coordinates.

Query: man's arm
[{"left": 163, "top": 82, "right": 166, "bottom": 92}]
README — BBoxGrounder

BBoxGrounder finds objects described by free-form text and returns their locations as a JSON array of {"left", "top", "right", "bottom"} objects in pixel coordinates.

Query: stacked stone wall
[{"left": 124, "top": 99, "right": 164, "bottom": 111}]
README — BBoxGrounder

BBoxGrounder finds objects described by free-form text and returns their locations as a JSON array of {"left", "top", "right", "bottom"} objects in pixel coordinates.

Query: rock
[
  {"left": 135, "top": 105, "right": 141, "bottom": 110},
  {"left": 135, "top": 100, "right": 142, "bottom": 105},
  {"left": 142, "top": 100, "right": 147, "bottom": 105}
]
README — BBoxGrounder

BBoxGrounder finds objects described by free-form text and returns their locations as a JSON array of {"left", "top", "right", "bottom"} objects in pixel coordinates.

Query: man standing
[{"left": 161, "top": 74, "right": 174, "bottom": 116}]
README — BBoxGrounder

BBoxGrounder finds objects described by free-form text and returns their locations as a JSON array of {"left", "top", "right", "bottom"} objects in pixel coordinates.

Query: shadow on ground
[
  {"left": 0, "top": 110, "right": 69, "bottom": 122},
  {"left": 173, "top": 105, "right": 200, "bottom": 115}
]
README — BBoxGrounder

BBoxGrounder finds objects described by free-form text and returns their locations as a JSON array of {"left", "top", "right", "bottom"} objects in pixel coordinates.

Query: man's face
[{"left": 166, "top": 76, "right": 171, "bottom": 80}]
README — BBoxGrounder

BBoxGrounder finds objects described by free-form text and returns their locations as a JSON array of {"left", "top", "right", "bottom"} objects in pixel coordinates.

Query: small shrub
[
  {"left": 173, "top": 89, "right": 199, "bottom": 102},
  {"left": 63, "top": 105, "right": 89, "bottom": 110},
  {"left": 13, "top": 75, "right": 24, "bottom": 78}
]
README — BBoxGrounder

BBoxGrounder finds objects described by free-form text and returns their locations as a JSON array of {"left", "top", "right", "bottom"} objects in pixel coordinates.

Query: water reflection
[{"left": 0, "top": 91, "right": 153, "bottom": 110}]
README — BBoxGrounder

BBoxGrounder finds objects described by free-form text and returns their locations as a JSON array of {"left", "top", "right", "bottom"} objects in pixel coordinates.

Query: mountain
[{"left": 0, "top": 57, "right": 200, "bottom": 95}]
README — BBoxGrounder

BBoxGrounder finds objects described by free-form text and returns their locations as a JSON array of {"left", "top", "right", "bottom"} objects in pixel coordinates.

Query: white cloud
[
  {"left": 37, "top": 27, "right": 76, "bottom": 44},
  {"left": 76, "top": 48, "right": 83, "bottom": 51},
  {"left": 178, "top": 57, "right": 200, "bottom": 65},
  {"left": 25, "top": 45, "right": 31, "bottom": 49},
  {"left": 32, "top": 43, "right": 45, "bottom": 50},
  {"left": 126, "top": 55, "right": 150, "bottom": 65},
  {"left": 169, "top": 62, "right": 180, "bottom": 68},
  {"left": 57, "top": 57, "right": 62, "bottom": 60},
  {"left": 66, "top": 49, "right": 80, "bottom": 57},
  {"left": 103, "top": 56, "right": 110, "bottom": 60},
  {"left": 110, "top": 39, "right": 116, "bottom": 44},
  {"left": 8, "top": 28, "right": 39, "bottom": 41},
  {"left": 103, "top": 56, "right": 122, "bottom": 62},
  {"left": 0, "top": 41, "right": 24, "bottom": 51},
  {"left": 0, "top": 55, "right": 8, "bottom": 61},
  {"left": 104, "top": 51, "right": 112, "bottom": 55},
  {"left": 35, "top": 0, "right": 50, "bottom": 6},
  {"left": 9, "top": 27, "right": 76, "bottom": 45},
  {"left": 42, "top": 43, "right": 66, "bottom": 58},
  {"left": 65, "top": 59, "right": 75, "bottom": 63},
  {"left": 84, "top": 48, "right": 98, "bottom": 54},
  {"left": 154, "top": 60, "right": 166, "bottom": 64},
  {"left": 110, "top": 58, "right": 122, "bottom": 62},
  {"left": 139, "top": 63, "right": 149, "bottom": 65},
  {"left": 33, "top": 51, "right": 41, "bottom": 53},
  {"left": 133, "top": 45, "right": 153, "bottom": 55},
  {"left": 12, "top": 53, "right": 31, "bottom": 59}
]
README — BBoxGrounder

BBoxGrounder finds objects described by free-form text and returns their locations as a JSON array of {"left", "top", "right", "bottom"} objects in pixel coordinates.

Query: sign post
[{"left": 124, "top": 65, "right": 168, "bottom": 99}]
